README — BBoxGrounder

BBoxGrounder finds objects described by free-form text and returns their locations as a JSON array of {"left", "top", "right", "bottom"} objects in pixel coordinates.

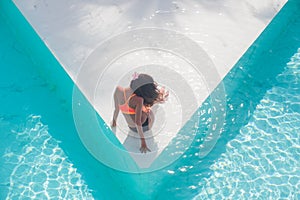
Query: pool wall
[{"left": 0, "top": 0, "right": 72, "bottom": 102}]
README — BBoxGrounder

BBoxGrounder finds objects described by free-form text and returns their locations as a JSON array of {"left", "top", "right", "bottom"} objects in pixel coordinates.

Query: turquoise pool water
[
  {"left": 0, "top": 7, "right": 123, "bottom": 199},
  {"left": 1, "top": 0, "right": 300, "bottom": 200},
  {"left": 195, "top": 49, "right": 300, "bottom": 199},
  {"left": 0, "top": 15, "right": 92, "bottom": 199}
]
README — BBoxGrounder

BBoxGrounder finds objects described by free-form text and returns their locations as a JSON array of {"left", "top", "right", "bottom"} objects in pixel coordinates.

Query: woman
[{"left": 111, "top": 73, "right": 168, "bottom": 153}]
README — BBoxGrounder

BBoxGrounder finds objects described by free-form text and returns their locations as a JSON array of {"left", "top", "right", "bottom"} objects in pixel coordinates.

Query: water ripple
[
  {"left": 3, "top": 115, "right": 94, "bottom": 200},
  {"left": 194, "top": 48, "right": 300, "bottom": 200}
]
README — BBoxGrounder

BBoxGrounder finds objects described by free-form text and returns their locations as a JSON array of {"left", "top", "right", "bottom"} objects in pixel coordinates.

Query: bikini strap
[
  {"left": 122, "top": 89, "right": 135, "bottom": 103},
  {"left": 125, "top": 94, "right": 136, "bottom": 104}
]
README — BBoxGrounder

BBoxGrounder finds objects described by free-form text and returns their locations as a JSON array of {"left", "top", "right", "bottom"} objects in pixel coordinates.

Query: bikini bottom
[{"left": 129, "top": 118, "right": 149, "bottom": 132}]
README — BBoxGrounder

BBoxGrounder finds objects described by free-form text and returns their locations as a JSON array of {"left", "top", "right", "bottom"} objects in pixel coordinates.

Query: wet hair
[{"left": 130, "top": 74, "right": 159, "bottom": 107}]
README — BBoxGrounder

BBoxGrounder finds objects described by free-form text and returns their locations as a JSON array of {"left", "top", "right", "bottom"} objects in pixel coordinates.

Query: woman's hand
[{"left": 140, "top": 139, "right": 151, "bottom": 153}]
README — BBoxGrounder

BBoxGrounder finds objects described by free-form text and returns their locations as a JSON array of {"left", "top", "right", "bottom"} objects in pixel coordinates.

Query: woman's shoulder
[
  {"left": 114, "top": 86, "right": 125, "bottom": 95},
  {"left": 131, "top": 94, "right": 143, "bottom": 104},
  {"left": 115, "top": 86, "right": 124, "bottom": 91},
  {"left": 114, "top": 86, "right": 124, "bottom": 100}
]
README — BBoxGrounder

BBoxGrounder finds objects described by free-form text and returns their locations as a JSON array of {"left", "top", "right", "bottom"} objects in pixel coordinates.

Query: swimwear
[
  {"left": 129, "top": 118, "right": 149, "bottom": 132},
  {"left": 118, "top": 91, "right": 136, "bottom": 114},
  {"left": 118, "top": 90, "right": 150, "bottom": 114},
  {"left": 118, "top": 89, "right": 151, "bottom": 132}
]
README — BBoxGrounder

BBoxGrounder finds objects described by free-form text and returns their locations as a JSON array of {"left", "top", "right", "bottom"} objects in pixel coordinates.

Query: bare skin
[
  {"left": 112, "top": 86, "right": 168, "bottom": 153},
  {"left": 112, "top": 86, "right": 153, "bottom": 153}
]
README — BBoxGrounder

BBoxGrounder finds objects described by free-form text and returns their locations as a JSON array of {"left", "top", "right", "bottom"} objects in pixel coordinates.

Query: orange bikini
[
  {"left": 119, "top": 90, "right": 150, "bottom": 132},
  {"left": 119, "top": 90, "right": 150, "bottom": 115},
  {"left": 119, "top": 91, "right": 136, "bottom": 114}
]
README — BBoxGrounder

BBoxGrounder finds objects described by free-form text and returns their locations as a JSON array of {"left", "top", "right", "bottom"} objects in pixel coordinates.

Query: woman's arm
[
  {"left": 135, "top": 97, "right": 150, "bottom": 153},
  {"left": 112, "top": 87, "right": 120, "bottom": 127}
]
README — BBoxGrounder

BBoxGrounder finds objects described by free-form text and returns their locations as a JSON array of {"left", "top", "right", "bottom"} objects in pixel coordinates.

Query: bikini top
[{"left": 118, "top": 90, "right": 150, "bottom": 115}]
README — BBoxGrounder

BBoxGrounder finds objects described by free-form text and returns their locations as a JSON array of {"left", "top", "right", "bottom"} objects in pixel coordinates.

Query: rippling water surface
[
  {"left": 3, "top": 116, "right": 94, "bottom": 199},
  {"left": 194, "top": 49, "right": 300, "bottom": 199}
]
